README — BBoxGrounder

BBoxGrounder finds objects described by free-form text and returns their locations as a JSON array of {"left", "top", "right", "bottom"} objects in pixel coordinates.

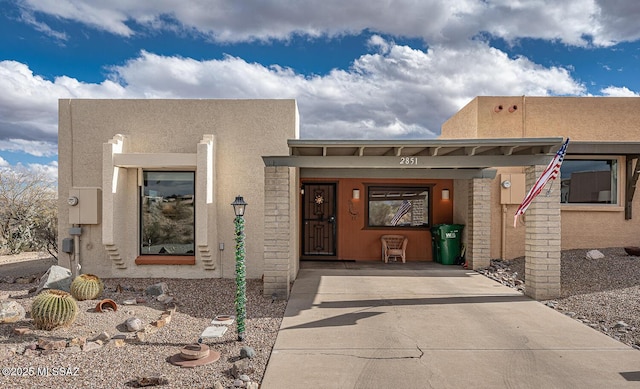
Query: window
[
  {"left": 367, "top": 186, "right": 430, "bottom": 228},
  {"left": 560, "top": 159, "right": 618, "bottom": 204},
  {"left": 141, "top": 171, "right": 195, "bottom": 255}
]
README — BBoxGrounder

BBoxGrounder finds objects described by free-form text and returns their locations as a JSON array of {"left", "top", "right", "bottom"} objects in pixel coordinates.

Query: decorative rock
[
  {"left": 230, "top": 359, "right": 255, "bottom": 379},
  {"left": 37, "top": 338, "right": 67, "bottom": 351},
  {"left": 239, "top": 374, "right": 251, "bottom": 382},
  {"left": 585, "top": 250, "right": 605, "bottom": 260},
  {"left": 126, "top": 317, "right": 143, "bottom": 332},
  {"left": 36, "top": 265, "right": 72, "bottom": 293},
  {"left": 145, "top": 282, "right": 168, "bottom": 297},
  {"left": 136, "top": 297, "right": 147, "bottom": 304},
  {"left": 93, "top": 331, "right": 111, "bottom": 342},
  {"left": 614, "top": 321, "right": 629, "bottom": 328},
  {"left": 82, "top": 341, "right": 102, "bottom": 352},
  {"left": 68, "top": 337, "right": 87, "bottom": 347},
  {"left": 122, "top": 299, "right": 137, "bottom": 305},
  {"left": 65, "top": 346, "right": 82, "bottom": 354},
  {"left": 246, "top": 382, "right": 259, "bottom": 389},
  {"left": 213, "top": 382, "right": 224, "bottom": 389},
  {"left": 233, "top": 379, "right": 245, "bottom": 388},
  {"left": 0, "top": 300, "right": 26, "bottom": 323},
  {"left": 23, "top": 348, "right": 39, "bottom": 357},
  {"left": 153, "top": 318, "right": 166, "bottom": 328},
  {"left": 240, "top": 346, "right": 256, "bottom": 359}
]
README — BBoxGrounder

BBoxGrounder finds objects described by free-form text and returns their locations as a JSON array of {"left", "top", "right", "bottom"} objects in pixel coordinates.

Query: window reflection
[
  {"left": 560, "top": 160, "right": 617, "bottom": 204},
  {"left": 141, "top": 171, "right": 195, "bottom": 255}
]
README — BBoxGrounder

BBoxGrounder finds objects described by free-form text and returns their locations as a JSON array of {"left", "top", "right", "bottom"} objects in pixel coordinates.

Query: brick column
[
  {"left": 467, "top": 178, "right": 491, "bottom": 269},
  {"left": 263, "top": 166, "right": 291, "bottom": 299},
  {"left": 524, "top": 165, "right": 561, "bottom": 300}
]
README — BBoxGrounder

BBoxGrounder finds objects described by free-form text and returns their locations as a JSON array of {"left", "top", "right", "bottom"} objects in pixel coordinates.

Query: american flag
[
  {"left": 514, "top": 138, "right": 569, "bottom": 227},
  {"left": 391, "top": 200, "right": 412, "bottom": 226}
]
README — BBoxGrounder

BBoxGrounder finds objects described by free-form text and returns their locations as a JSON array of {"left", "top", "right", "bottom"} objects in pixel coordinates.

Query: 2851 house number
[{"left": 400, "top": 157, "right": 418, "bottom": 165}]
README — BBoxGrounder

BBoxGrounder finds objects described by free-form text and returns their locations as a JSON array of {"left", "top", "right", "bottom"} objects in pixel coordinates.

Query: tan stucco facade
[
  {"left": 58, "top": 99, "right": 299, "bottom": 279},
  {"left": 442, "top": 96, "right": 640, "bottom": 260}
]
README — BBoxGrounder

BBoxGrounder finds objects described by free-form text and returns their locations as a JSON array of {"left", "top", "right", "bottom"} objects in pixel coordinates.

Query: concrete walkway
[{"left": 262, "top": 261, "right": 640, "bottom": 388}]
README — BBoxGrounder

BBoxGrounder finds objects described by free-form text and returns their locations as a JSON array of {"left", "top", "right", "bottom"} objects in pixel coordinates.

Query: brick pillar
[
  {"left": 467, "top": 178, "right": 491, "bottom": 269},
  {"left": 263, "top": 166, "right": 291, "bottom": 299},
  {"left": 524, "top": 165, "right": 561, "bottom": 300}
]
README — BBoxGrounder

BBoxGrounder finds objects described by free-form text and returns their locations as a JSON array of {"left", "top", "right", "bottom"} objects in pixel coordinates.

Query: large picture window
[
  {"left": 367, "top": 186, "right": 430, "bottom": 228},
  {"left": 560, "top": 159, "right": 618, "bottom": 204},
  {"left": 141, "top": 171, "right": 195, "bottom": 255}
]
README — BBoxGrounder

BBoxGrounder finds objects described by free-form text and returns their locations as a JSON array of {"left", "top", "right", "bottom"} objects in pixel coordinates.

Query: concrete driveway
[{"left": 262, "top": 261, "right": 640, "bottom": 388}]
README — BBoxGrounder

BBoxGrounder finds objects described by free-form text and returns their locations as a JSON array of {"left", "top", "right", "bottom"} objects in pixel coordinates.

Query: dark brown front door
[{"left": 302, "top": 183, "right": 336, "bottom": 257}]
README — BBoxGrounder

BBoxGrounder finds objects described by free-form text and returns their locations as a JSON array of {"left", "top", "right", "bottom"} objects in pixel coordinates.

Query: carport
[{"left": 262, "top": 137, "right": 565, "bottom": 300}]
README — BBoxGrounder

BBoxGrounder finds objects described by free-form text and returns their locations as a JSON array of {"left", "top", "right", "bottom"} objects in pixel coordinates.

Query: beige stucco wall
[
  {"left": 444, "top": 96, "right": 640, "bottom": 141},
  {"left": 442, "top": 96, "right": 640, "bottom": 259},
  {"left": 58, "top": 99, "right": 298, "bottom": 279}
]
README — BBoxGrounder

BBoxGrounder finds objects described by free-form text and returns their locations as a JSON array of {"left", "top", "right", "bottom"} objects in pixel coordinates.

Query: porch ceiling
[{"left": 262, "top": 137, "right": 565, "bottom": 169}]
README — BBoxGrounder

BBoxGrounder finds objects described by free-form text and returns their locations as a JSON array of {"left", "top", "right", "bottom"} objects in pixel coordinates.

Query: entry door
[{"left": 302, "top": 183, "right": 337, "bottom": 256}]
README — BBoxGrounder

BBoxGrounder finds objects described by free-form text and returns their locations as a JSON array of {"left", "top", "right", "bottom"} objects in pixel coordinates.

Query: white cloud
[
  {"left": 0, "top": 156, "right": 8, "bottom": 167},
  {"left": 601, "top": 86, "right": 640, "bottom": 97},
  {"left": 106, "top": 39, "right": 583, "bottom": 139},
  {"left": 16, "top": 0, "right": 640, "bottom": 47},
  {"left": 0, "top": 60, "right": 128, "bottom": 155},
  {"left": 0, "top": 38, "right": 585, "bottom": 149}
]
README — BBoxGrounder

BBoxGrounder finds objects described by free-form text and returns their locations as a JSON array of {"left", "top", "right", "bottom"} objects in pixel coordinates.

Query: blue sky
[{"left": 1, "top": 0, "right": 640, "bottom": 179}]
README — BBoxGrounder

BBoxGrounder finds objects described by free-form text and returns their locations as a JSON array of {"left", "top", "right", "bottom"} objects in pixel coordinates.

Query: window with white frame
[
  {"left": 560, "top": 158, "right": 618, "bottom": 204},
  {"left": 140, "top": 171, "right": 195, "bottom": 255}
]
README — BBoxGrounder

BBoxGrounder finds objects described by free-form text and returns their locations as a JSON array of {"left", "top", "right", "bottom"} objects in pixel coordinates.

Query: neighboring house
[
  {"left": 441, "top": 96, "right": 640, "bottom": 261},
  {"left": 57, "top": 97, "right": 640, "bottom": 301}
]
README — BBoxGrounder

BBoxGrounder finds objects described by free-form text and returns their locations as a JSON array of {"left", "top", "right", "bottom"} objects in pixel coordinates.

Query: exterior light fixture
[
  {"left": 442, "top": 189, "right": 450, "bottom": 200},
  {"left": 352, "top": 189, "right": 360, "bottom": 200},
  {"left": 231, "top": 195, "right": 247, "bottom": 217},
  {"left": 230, "top": 195, "right": 248, "bottom": 341}
]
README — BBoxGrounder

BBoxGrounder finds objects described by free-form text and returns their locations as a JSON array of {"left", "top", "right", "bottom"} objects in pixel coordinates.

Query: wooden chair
[{"left": 380, "top": 235, "right": 408, "bottom": 263}]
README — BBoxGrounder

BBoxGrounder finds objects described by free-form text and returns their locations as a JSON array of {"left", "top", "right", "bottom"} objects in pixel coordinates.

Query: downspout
[{"left": 501, "top": 205, "right": 507, "bottom": 260}]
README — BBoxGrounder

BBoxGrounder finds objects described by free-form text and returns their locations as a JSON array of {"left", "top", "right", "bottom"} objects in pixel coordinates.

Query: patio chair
[{"left": 380, "top": 235, "right": 408, "bottom": 263}]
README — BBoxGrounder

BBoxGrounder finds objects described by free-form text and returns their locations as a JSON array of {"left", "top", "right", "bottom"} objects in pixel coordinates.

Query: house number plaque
[{"left": 399, "top": 157, "right": 418, "bottom": 165}]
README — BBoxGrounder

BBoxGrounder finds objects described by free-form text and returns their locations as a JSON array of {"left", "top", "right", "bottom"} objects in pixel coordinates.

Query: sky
[{"left": 1, "top": 0, "right": 640, "bottom": 180}]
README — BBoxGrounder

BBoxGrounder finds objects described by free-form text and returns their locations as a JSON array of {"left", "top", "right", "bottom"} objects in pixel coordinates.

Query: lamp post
[{"left": 231, "top": 195, "right": 248, "bottom": 341}]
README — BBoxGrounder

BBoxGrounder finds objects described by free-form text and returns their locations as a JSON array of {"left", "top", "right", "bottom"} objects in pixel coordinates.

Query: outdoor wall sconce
[
  {"left": 352, "top": 189, "right": 360, "bottom": 200},
  {"left": 442, "top": 189, "right": 450, "bottom": 200}
]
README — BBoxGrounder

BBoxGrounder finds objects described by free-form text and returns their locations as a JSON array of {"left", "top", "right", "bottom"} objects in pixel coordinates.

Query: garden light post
[{"left": 231, "top": 195, "right": 248, "bottom": 341}]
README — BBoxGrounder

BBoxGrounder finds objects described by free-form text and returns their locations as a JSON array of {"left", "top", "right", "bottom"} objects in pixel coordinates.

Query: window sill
[
  {"left": 135, "top": 255, "right": 196, "bottom": 265},
  {"left": 561, "top": 205, "right": 623, "bottom": 212}
]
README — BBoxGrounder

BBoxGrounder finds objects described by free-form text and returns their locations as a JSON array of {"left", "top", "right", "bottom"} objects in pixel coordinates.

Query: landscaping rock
[
  {"left": 0, "top": 300, "right": 26, "bottom": 323},
  {"left": 36, "top": 265, "right": 72, "bottom": 293},
  {"left": 145, "top": 282, "right": 168, "bottom": 297},
  {"left": 37, "top": 338, "right": 67, "bottom": 351},
  {"left": 230, "top": 358, "right": 254, "bottom": 379},
  {"left": 126, "top": 317, "right": 143, "bottom": 332},
  {"left": 240, "top": 346, "right": 256, "bottom": 359},
  {"left": 586, "top": 250, "right": 605, "bottom": 260}
]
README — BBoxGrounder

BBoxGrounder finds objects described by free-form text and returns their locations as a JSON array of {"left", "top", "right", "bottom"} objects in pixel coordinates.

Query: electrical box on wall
[
  {"left": 499, "top": 173, "right": 525, "bottom": 205},
  {"left": 68, "top": 188, "right": 102, "bottom": 224}
]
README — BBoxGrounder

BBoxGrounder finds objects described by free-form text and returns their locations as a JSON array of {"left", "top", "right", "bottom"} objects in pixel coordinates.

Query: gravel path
[{"left": 478, "top": 247, "right": 640, "bottom": 350}]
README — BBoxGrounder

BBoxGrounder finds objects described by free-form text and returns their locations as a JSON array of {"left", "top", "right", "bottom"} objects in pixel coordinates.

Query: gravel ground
[
  {"left": 478, "top": 247, "right": 640, "bottom": 350},
  {"left": 0, "top": 254, "right": 287, "bottom": 389}
]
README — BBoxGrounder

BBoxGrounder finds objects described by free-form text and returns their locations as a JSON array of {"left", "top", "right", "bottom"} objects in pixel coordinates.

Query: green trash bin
[{"left": 433, "top": 224, "right": 464, "bottom": 265}]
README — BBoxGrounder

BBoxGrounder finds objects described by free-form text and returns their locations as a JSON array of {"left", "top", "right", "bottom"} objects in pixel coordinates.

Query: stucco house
[{"left": 57, "top": 97, "right": 640, "bottom": 301}]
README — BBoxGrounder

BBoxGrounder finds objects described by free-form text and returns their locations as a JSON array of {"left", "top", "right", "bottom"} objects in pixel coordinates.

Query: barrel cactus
[
  {"left": 31, "top": 289, "right": 78, "bottom": 330},
  {"left": 70, "top": 274, "right": 104, "bottom": 301}
]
